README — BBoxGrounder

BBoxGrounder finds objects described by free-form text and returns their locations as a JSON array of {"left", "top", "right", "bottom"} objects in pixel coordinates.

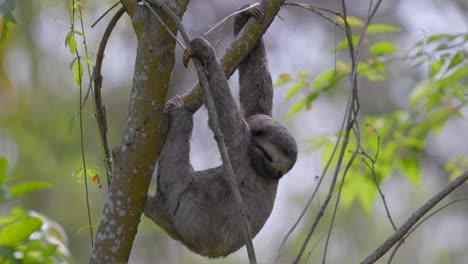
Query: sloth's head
[{"left": 247, "top": 115, "right": 298, "bottom": 180}]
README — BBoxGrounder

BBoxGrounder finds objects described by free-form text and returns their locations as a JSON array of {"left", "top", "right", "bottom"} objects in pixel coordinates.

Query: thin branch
[
  {"left": 274, "top": 96, "right": 352, "bottom": 264},
  {"left": 361, "top": 170, "right": 468, "bottom": 264},
  {"left": 322, "top": 122, "right": 360, "bottom": 264},
  {"left": 141, "top": 0, "right": 186, "bottom": 49},
  {"left": 94, "top": 7, "right": 126, "bottom": 187},
  {"left": 142, "top": 0, "right": 257, "bottom": 262},
  {"left": 193, "top": 58, "right": 257, "bottom": 264},
  {"left": 304, "top": 232, "right": 326, "bottom": 264},
  {"left": 387, "top": 198, "right": 468, "bottom": 263},
  {"left": 283, "top": 2, "right": 344, "bottom": 30},
  {"left": 68, "top": 0, "right": 94, "bottom": 247},
  {"left": 361, "top": 125, "right": 397, "bottom": 231},
  {"left": 205, "top": 4, "right": 259, "bottom": 35},
  {"left": 292, "top": 1, "right": 383, "bottom": 262},
  {"left": 91, "top": 1, "right": 121, "bottom": 28},
  {"left": 181, "top": 0, "right": 286, "bottom": 112},
  {"left": 292, "top": 97, "right": 358, "bottom": 264}
]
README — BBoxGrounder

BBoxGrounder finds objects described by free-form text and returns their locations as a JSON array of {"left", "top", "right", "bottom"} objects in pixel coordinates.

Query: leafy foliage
[
  {"left": 0, "top": 158, "right": 69, "bottom": 263},
  {"left": 277, "top": 18, "right": 468, "bottom": 211}
]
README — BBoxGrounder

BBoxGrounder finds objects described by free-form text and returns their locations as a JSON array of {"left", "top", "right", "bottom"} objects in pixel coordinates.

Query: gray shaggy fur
[{"left": 145, "top": 10, "right": 297, "bottom": 258}]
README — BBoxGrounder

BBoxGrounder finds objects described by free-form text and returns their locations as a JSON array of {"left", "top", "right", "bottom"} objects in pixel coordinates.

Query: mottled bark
[{"left": 90, "top": 1, "right": 189, "bottom": 262}]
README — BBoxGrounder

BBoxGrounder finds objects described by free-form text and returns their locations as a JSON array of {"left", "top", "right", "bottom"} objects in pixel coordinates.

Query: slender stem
[
  {"left": 94, "top": 7, "right": 126, "bottom": 187},
  {"left": 361, "top": 171, "right": 468, "bottom": 264},
  {"left": 69, "top": 0, "right": 94, "bottom": 247},
  {"left": 275, "top": 96, "right": 351, "bottom": 264},
  {"left": 387, "top": 198, "right": 468, "bottom": 263}
]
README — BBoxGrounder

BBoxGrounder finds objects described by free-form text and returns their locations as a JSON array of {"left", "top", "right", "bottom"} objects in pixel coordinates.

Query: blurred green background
[{"left": 1, "top": 0, "right": 468, "bottom": 263}]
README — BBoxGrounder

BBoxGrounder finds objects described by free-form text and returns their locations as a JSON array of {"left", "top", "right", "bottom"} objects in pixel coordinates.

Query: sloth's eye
[{"left": 257, "top": 145, "right": 273, "bottom": 162}]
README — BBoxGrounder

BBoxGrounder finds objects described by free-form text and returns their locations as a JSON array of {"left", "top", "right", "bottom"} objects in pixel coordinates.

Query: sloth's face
[{"left": 249, "top": 132, "right": 296, "bottom": 180}]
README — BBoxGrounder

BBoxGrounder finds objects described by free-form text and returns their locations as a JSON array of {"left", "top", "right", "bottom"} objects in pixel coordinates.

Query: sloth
[{"left": 144, "top": 7, "right": 298, "bottom": 258}]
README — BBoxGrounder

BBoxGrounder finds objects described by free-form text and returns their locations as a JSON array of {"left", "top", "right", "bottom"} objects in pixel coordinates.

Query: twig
[
  {"left": 387, "top": 197, "right": 468, "bottom": 263},
  {"left": 292, "top": 1, "right": 382, "bottom": 262},
  {"left": 193, "top": 58, "right": 257, "bottom": 264},
  {"left": 274, "top": 96, "right": 352, "bottom": 264},
  {"left": 304, "top": 232, "right": 326, "bottom": 264},
  {"left": 68, "top": 0, "right": 94, "bottom": 247},
  {"left": 91, "top": 1, "right": 121, "bottom": 28},
  {"left": 322, "top": 122, "right": 360, "bottom": 264},
  {"left": 142, "top": 1, "right": 257, "bottom": 262},
  {"left": 361, "top": 170, "right": 468, "bottom": 264},
  {"left": 283, "top": 2, "right": 345, "bottom": 30},
  {"left": 142, "top": 0, "right": 186, "bottom": 49},
  {"left": 181, "top": 0, "right": 286, "bottom": 112},
  {"left": 361, "top": 125, "right": 397, "bottom": 231},
  {"left": 94, "top": 7, "right": 126, "bottom": 187},
  {"left": 205, "top": 4, "right": 259, "bottom": 35},
  {"left": 292, "top": 96, "right": 358, "bottom": 264}
]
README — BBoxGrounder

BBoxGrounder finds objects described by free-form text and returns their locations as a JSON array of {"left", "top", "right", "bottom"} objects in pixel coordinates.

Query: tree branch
[
  {"left": 94, "top": 6, "right": 126, "bottom": 187},
  {"left": 181, "top": 0, "right": 286, "bottom": 112},
  {"left": 90, "top": 0, "right": 190, "bottom": 262},
  {"left": 361, "top": 170, "right": 468, "bottom": 264}
]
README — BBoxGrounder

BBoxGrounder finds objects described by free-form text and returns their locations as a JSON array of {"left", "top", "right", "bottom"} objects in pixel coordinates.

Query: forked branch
[{"left": 361, "top": 170, "right": 468, "bottom": 264}]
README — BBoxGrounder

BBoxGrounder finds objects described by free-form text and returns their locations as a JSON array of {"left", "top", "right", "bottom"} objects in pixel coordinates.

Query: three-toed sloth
[{"left": 145, "top": 6, "right": 298, "bottom": 258}]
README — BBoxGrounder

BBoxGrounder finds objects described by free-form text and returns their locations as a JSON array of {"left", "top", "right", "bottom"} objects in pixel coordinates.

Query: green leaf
[
  {"left": 430, "top": 60, "right": 443, "bottom": 77},
  {"left": 356, "top": 63, "right": 384, "bottom": 81},
  {"left": 0, "top": 216, "right": 16, "bottom": 226},
  {"left": 427, "top": 33, "right": 454, "bottom": 43},
  {"left": 369, "top": 42, "right": 399, "bottom": 56},
  {"left": 66, "top": 33, "right": 77, "bottom": 55},
  {"left": 397, "top": 157, "right": 421, "bottom": 186},
  {"left": 286, "top": 100, "right": 306, "bottom": 120},
  {"left": 0, "top": 216, "right": 42, "bottom": 246},
  {"left": 358, "top": 177, "right": 378, "bottom": 213},
  {"left": 285, "top": 81, "right": 306, "bottom": 100},
  {"left": 341, "top": 176, "right": 359, "bottom": 209},
  {"left": 72, "top": 167, "right": 99, "bottom": 184},
  {"left": 401, "top": 137, "right": 424, "bottom": 151},
  {"left": 312, "top": 69, "right": 336, "bottom": 91},
  {"left": 447, "top": 53, "right": 464, "bottom": 71},
  {"left": 275, "top": 73, "right": 291, "bottom": 87},
  {"left": 436, "top": 65, "right": 468, "bottom": 88},
  {"left": 73, "top": 29, "right": 83, "bottom": 36},
  {"left": 0, "top": 19, "right": 12, "bottom": 44},
  {"left": 434, "top": 43, "right": 449, "bottom": 52},
  {"left": 336, "top": 35, "right": 360, "bottom": 51},
  {"left": 336, "top": 16, "right": 364, "bottom": 27},
  {"left": 424, "top": 93, "right": 442, "bottom": 111},
  {"left": 9, "top": 182, "right": 52, "bottom": 197},
  {"left": 67, "top": 112, "right": 78, "bottom": 134},
  {"left": 84, "top": 57, "right": 94, "bottom": 67},
  {"left": 0, "top": 158, "right": 7, "bottom": 185},
  {"left": 73, "top": 59, "right": 83, "bottom": 85},
  {"left": 367, "top": 24, "right": 400, "bottom": 34},
  {"left": 409, "top": 122, "right": 432, "bottom": 138},
  {"left": 409, "top": 80, "right": 434, "bottom": 106},
  {"left": 372, "top": 59, "right": 385, "bottom": 72},
  {"left": 305, "top": 91, "right": 320, "bottom": 108}
]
